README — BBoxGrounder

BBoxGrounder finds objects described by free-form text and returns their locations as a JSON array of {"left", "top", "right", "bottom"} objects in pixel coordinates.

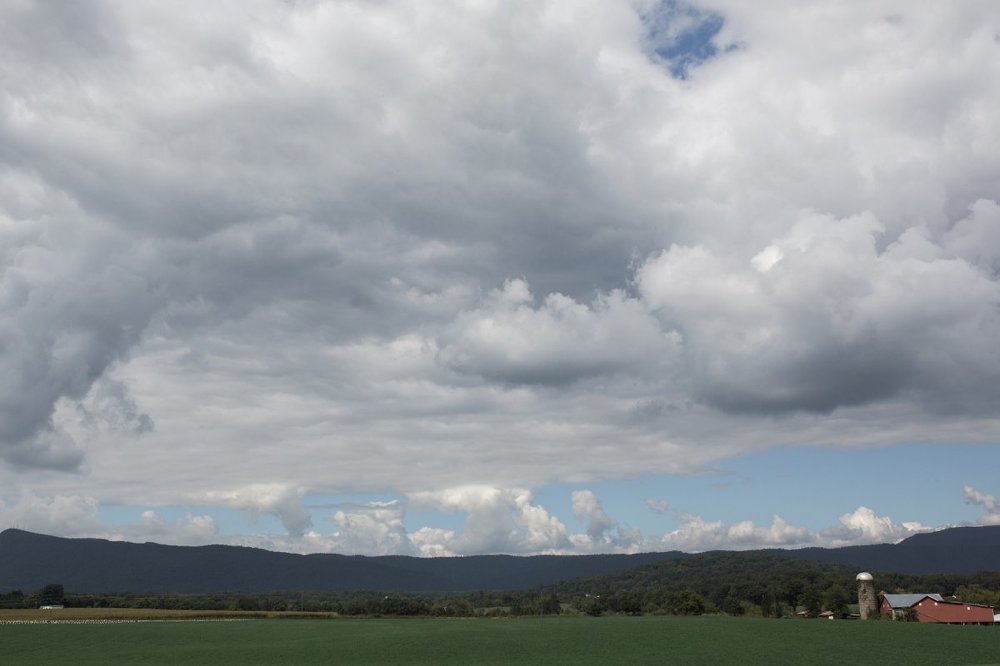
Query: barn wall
[{"left": 913, "top": 599, "right": 994, "bottom": 623}]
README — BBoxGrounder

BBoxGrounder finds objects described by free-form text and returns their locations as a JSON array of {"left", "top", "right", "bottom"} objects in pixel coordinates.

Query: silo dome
[{"left": 856, "top": 572, "right": 874, "bottom": 581}]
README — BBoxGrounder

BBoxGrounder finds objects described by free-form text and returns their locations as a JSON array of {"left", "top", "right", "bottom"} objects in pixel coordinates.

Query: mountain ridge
[
  {"left": 0, "top": 528, "right": 684, "bottom": 593},
  {"left": 2, "top": 525, "right": 998, "bottom": 594}
]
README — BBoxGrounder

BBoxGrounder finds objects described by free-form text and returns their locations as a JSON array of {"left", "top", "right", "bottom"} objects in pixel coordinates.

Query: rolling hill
[
  {"left": 780, "top": 525, "right": 1000, "bottom": 574},
  {"left": 0, "top": 529, "right": 682, "bottom": 593},
  {"left": 1, "top": 525, "right": 998, "bottom": 594}
]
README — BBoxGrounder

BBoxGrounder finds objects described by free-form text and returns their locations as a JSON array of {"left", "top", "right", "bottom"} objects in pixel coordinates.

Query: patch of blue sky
[
  {"left": 534, "top": 442, "right": 1000, "bottom": 539},
  {"left": 711, "top": 443, "right": 999, "bottom": 530},
  {"left": 641, "top": 0, "right": 725, "bottom": 79},
  {"left": 99, "top": 443, "right": 999, "bottom": 545}
]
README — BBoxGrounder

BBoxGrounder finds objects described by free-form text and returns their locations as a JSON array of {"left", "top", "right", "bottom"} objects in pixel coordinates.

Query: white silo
[{"left": 856, "top": 572, "right": 877, "bottom": 620}]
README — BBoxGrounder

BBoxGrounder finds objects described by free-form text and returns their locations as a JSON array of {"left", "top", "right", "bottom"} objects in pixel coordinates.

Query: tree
[
  {"left": 579, "top": 595, "right": 605, "bottom": 616},
  {"left": 760, "top": 591, "right": 783, "bottom": 618},
  {"left": 722, "top": 593, "right": 744, "bottom": 616},
  {"left": 782, "top": 580, "right": 804, "bottom": 609},
  {"left": 540, "top": 592, "right": 561, "bottom": 615},
  {"left": 39, "top": 583, "right": 64, "bottom": 607},
  {"left": 955, "top": 585, "right": 1000, "bottom": 608},
  {"left": 671, "top": 590, "right": 706, "bottom": 616},
  {"left": 800, "top": 586, "right": 822, "bottom": 618},
  {"left": 823, "top": 584, "right": 850, "bottom": 619}
]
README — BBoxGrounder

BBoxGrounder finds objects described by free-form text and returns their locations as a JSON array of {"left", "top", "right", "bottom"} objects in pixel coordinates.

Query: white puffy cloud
[
  {"left": 438, "top": 279, "right": 677, "bottom": 385},
  {"left": 572, "top": 489, "right": 619, "bottom": 539},
  {"left": 0, "top": 493, "right": 102, "bottom": 536},
  {"left": 963, "top": 485, "right": 1000, "bottom": 526},
  {"left": 327, "top": 501, "right": 413, "bottom": 556},
  {"left": 820, "top": 506, "right": 928, "bottom": 547},
  {"left": 636, "top": 207, "right": 1000, "bottom": 414},
  {"left": 408, "top": 486, "right": 571, "bottom": 555},
  {"left": 654, "top": 513, "right": 814, "bottom": 552},
  {"left": 201, "top": 484, "right": 312, "bottom": 537},
  {"left": 408, "top": 528, "right": 457, "bottom": 558},
  {"left": 0, "top": 487, "right": 956, "bottom": 556}
]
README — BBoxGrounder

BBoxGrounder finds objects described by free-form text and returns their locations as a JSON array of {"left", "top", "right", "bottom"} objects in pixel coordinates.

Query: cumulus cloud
[
  {"left": 636, "top": 207, "right": 1000, "bottom": 414},
  {"left": 408, "top": 486, "right": 571, "bottom": 555},
  {"left": 0, "top": 493, "right": 102, "bottom": 536},
  {"left": 819, "top": 506, "right": 929, "bottom": 547},
  {"left": 202, "top": 484, "right": 312, "bottom": 537},
  {"left": 572, "top": 489, "right": 619, "bottom": 539},
  {"left": 327, "top": 501, "right": 413, "bottom": 556},
  {"left": 964, "top": 486, "right": 1000, "bottom": 526},
  {"left": 437, "top": 279, "right": 676, "bottom": 386},
  {"left": 0, "top": 487, "right": 949, "bottom": 556},
  {"left": 653, "top": 513, "right": 814, "bottom": 552},
  {"left": 649, "top": 505, "right": 932, "bottom": 552}
]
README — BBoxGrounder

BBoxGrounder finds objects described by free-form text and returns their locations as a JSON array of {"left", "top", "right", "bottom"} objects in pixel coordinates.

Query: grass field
[
  {"left": 0, "top": 607, "right": 337, "bottom": 621},
  {"left": 2, "top": 615, "right": 998, "bottom": 665}
]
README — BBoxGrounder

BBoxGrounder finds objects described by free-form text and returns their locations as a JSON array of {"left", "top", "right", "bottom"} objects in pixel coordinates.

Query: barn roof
[{"left": 881, "top": 593, "right": 943, "bottom": 608}]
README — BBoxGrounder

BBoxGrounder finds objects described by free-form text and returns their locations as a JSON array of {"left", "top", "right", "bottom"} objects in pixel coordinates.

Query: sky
[{"left": 1, "top": 0, "right": 999, "bottom": 557}]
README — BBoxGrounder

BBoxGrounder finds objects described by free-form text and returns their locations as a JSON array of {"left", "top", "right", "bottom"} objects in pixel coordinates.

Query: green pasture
[{"left": 2, "top": 616, "right": 998, "bottom": 665}]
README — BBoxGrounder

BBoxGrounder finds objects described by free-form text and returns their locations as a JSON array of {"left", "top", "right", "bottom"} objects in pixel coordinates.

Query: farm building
[{"left": 880, "top": 593, "right": 995, "bottom": 624}]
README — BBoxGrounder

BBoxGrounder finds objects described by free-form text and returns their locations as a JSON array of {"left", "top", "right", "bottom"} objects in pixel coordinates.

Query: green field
[{"left": 2, "top": 616, "right": 998, "bottom": 665}]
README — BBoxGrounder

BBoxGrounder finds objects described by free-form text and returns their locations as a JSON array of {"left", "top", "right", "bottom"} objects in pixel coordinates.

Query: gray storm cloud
[{"left": 0, "top": 0, "right": 998, "bottom": 518}]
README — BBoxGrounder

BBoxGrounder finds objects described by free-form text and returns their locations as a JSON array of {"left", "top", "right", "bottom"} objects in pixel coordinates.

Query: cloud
[
  {"left": 114, "top": 510, "right": 220, "bottom": 546},
  {"left": 0, "top": 487, "right": 947, "bottom": 556},
  {"left": 327, "top": 501, "right": 413, "bottom": 556},
  {"left": 635, "top": 207, "right": 1000, "bottom": 415},
  {"left": 202, "top": 484, "right": 312, "bottom": 537},
  {"left": 437, "top": 279, "right": 677, "bottom": 386},
  {"left": 819, "top": 506, "right": 929, "bottom": 547},
  {"left": 0, "top": 493, "right": 102, "bottom": 536},
  {"left": 963, "top": 485, "right": 1000, "bottom": 526},
  {"left": 75, "top": 378, "right": 155, "bottom": 435},
  {"left": 645, "top": 499, "right": 670, "bottom": 514},
  {"left": 408, "top": 486, "right": 571, "bottom": 555},
  {"left": 572, "top": 489, "right": 618, "bottom": 539},
  {"left": 654, "top": 513, "right": 814, "bottom": 552}
]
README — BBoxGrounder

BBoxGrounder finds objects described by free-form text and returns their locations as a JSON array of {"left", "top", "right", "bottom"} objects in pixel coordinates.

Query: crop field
[
  {"left": 2, "top": 614, "right": 998, "bottom": 665},
  {"left": 0, "top": 608, "right": 337, "bottom": 621}
]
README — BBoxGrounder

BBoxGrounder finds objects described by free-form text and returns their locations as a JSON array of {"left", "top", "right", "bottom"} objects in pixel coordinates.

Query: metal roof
[{"left": 882, "top": 593, "right": 943, "bottom": 608}]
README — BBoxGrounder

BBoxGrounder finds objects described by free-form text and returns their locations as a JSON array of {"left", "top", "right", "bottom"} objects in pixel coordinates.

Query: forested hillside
[
  {"left": 0, "top": 529, "right": 681, "bottom": 594},
  {"left": 546, "top": 549, "right": 1000, "bottom": 617}
]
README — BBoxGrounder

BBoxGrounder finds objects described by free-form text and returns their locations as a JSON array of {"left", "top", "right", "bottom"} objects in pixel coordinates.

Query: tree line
[{"left": 4, "top": 551, "right": 998, "bottom": 618}]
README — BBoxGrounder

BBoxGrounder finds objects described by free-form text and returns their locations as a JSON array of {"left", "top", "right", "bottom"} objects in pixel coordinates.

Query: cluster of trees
[
  {"left": 547, "top": 551, "right": 1000, "bottom": 619},
  {"left": 4, "top": 553, "right": 998, "bottom": 619},
  {"left": 0, "top": 584, "right": 64, "bottom": 609}
]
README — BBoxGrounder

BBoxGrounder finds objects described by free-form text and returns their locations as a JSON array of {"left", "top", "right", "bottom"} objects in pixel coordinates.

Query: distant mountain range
[
  {"left": 0, "top": 529, "right": 682, "bottom": 594},
  {"left": 777, "top": 525, "right": 1000, "bottom": 575},
  {"left": 1, "top": 525, "right": 998, "bottom": 594}
]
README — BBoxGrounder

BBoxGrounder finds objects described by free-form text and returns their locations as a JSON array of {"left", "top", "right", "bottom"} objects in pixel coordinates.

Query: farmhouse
[{"left": 879, "top": 593, "right": 995, "bottom": 624}]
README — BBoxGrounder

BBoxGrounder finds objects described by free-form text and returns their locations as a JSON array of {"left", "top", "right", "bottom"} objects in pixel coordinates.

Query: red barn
[{"left": 880, "top": 593, "right": 995, "bottom": 624}]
